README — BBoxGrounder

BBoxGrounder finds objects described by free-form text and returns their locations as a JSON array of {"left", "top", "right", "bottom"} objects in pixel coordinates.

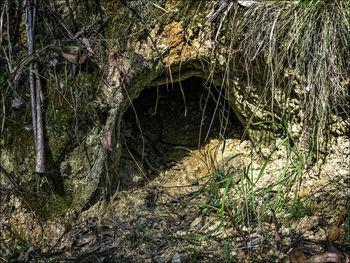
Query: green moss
[
  {"left": 4, "top": 109, "right": 36, "bottom": 178},
  {"left": 45, "top": 71, "right": 99, "bottom": 127},
  {"left": 45, "top": 71, "right": 100, "bottom": 164},
  {"left": 20, "top": 71, "right": 102, "bottom": 218},
  {"left": 1, "top": 69, "right": 101, "bottom": 218},
  {"left": 21, "top": 188, "right": 73, "bottom": 219}
]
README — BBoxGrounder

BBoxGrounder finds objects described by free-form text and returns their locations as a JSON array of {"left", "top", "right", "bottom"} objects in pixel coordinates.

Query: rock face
[{"left": 0, "top": 0, "right": 349, "bottom": 246}]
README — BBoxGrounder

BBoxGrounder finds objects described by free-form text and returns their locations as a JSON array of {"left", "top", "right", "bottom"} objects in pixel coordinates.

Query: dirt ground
[{"left": 1, "top": 77, "right": 349, "bottom": 262}]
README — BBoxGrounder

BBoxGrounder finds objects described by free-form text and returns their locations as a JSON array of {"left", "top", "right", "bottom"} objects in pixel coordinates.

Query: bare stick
[
  {"left": 29, "top": 64, "right": 37, "bottom": 145},
  {"left": 24, "top": 0, "right": 37, "bottom": 145},
  {"left": 24, "top": 0, "right": 43, "bottom": 173},
  {"left": 0, "top": 164, "right": 24, "bottom": 193},
  {"left": 33, "top": 62, "right": 45, "bottom": 173},
  {"left": 206, "top": 0, "right": 228, "bottom": 23},
  {"left": 0, "top": 1, "right": 5, "bottom": 47}
]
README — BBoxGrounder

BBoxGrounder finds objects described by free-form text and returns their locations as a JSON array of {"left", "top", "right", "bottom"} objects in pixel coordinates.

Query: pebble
[{"left": 11, "top": 97, "right": 26, "bottom": 110}]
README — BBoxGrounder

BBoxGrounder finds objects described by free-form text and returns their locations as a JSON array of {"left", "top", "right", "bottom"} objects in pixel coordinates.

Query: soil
[{"left": 1, "top": 77, "right": 349, "bottom": 262}]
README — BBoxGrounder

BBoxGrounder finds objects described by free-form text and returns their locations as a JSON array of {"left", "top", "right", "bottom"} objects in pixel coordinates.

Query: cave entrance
[{"left": 119, "top": 77, "right": 244, "bottom": 189}]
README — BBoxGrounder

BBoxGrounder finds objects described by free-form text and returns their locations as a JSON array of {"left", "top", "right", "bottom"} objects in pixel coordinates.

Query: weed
[
  {"left": 0, "top": 230, "right": 52, "bottom": 262},
  {"left": 189, "top": 247, "right": 200, "bottom": 262},
  {"left": 183, "top": 116, "right": 312, "bottom": 258},
  {"left": 285, "top": 199, "right": 313, "bottom": 219}
]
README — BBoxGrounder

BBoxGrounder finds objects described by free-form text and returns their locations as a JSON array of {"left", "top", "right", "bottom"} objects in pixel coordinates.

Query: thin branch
[
  {"left": 206, "top": 0, "right": 229, "bottom": 23},
  {"left": 0, "top": 164, "right": 24, "bottom": 193},
  {"left": 24, "top": 0, "right": 45, "bottom": 173},
  {"left": 0, "top": 1, "right": 5, "bottom": 46},
  {"left": 33, "top": 62, "right": 45, "bottom": 173},
  {"left": 6, "top": 0, "right": 13, "bottom": 64},
  {"left": 29, "top": 64, "right": 37, "bottom": 145},
  {"left": 24, "top": 0, "right": 37, "bottom": 146}
]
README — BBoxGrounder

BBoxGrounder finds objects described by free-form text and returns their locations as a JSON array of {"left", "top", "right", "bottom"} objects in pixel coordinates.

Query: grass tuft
[{"left": 213, "top": 0, "right": 350, "bottom": 158}]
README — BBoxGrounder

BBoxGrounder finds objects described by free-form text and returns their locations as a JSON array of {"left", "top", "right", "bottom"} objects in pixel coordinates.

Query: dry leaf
[
  {"left": 81, "top": 38, "right": 94, "bottom": 54},
  {"left": 109, "top": 48, "right": 118, "bottom": 67},
  {"left": 308, "top": 252, "right": 344, "bottom": 263},
  {"left": 103, "top": 129, "right": 113, "bottom": 151},
  {"left": 344, "top": 77, "right": 350, "bottom": 86},
  {"left": 285, "top": 247, "right": 307, "bottom": 263},
  {"left": 11, "top": 97, "right": 26, "bottom": 110},
  {"left": 60, "top": 47, "right": 92, "bottom": 64},
  {"left": 275, "top": 227, "right": 281, "bottom": 251},
  {"left": 109, "top": 47, "right": 119, "bottom": 79},
  {"left": 328, "top": 225, "right": 340, "bottom": 242},
  {"left": 334, "top": 207, "right": 347, "bottom": 226},
  {"left": 237, "top": 0, "right": 259, "bottom": 7}
]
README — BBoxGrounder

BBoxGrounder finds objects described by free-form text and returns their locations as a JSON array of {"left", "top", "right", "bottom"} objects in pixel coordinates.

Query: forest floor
[{"left": 1, "top": 78, "right": 349, "bottom": 262}]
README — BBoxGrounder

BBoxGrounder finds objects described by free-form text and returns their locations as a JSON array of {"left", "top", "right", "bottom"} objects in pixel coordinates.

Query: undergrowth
[
  {"left": 182, "top": 3, "right": 350, "bottom": 257},
  {"left": 0, "top": 230, "right": 53, "bottom": 263},
  {"left": 0, "top": 0, "right": 349, "bottom": 261},
  {"left": 183, "top": 126, "right": 347, "bottom": 260},
  {"left": 209, "top": 0, "right": 350, "bottom": 160}
]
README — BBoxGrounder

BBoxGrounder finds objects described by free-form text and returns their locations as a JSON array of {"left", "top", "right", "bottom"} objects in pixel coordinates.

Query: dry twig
[{"left": 24, "top": 0, "right": 45, "bottom": 173}]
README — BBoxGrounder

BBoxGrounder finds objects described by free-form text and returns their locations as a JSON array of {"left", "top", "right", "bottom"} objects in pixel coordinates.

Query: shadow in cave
[{"left": 118, "top": 77, "right": 243, "bottom": 190}]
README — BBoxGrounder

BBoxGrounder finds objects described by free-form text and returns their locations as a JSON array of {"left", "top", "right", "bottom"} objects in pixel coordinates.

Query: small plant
[
  {"left": 223, "top": 238, "right": 237, "bottom": 263},
  {"left": 189, "top": 247, "right": 200, "bottom": 262},
  {"left": 0, "top": 230, "right": 50, "bottom": 262},
  {"left": 0, "top": 67, "right": 8, "bottom": 86},
  {"left": 285, "top": 199, "right": 313, "bottom": 219},
  {"left": 183, "top": 116, "right": 310, "bottom": 258}
]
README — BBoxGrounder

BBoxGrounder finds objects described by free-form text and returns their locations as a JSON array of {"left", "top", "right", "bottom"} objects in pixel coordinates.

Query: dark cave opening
[{"left": 118, "top": 76, "right": 243, "bottom": 188}]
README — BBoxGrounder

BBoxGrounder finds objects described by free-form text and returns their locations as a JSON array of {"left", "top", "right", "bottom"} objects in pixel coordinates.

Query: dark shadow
[{"left": 119, "top": 76, "right": 243, "bottom": 190}]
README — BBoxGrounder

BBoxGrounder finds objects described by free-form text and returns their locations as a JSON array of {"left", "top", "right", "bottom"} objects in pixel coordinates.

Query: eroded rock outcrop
[{"left": 0, "top": 0, "right": 349, "bottom": 251}]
